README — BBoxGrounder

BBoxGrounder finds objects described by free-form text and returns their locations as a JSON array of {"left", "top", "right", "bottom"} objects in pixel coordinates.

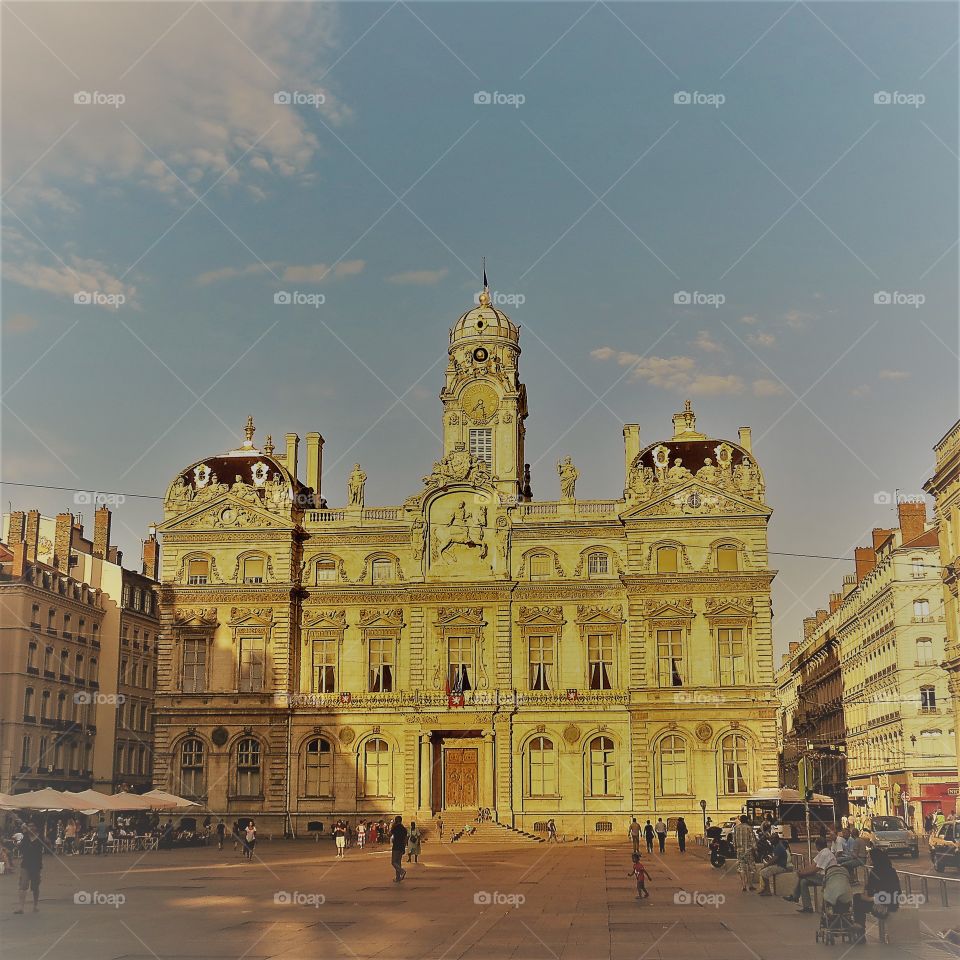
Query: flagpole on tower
[{"left": 482, "top": 257, "right": 488, "bottom": 293}]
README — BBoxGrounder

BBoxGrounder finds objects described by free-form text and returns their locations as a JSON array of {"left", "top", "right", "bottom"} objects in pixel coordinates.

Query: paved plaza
[{"left": 3, "top": 838, "right": 958, "bottom": 960}]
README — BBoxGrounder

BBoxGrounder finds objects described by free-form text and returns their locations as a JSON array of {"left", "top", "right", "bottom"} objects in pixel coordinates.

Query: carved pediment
[
  {"left": 303, "top": 609, "right": 347, "bottom": 628},
  {"left": 228, "top": 606, "right": 274, "bottom": 626},
  {"left": 165, "top": 495, "right": 288, "bottom": 532},
  {"left": 622, "top": 482, "right": 769, "bottom": 520},
  {"left": 704, "top": 597, "right": 754, "bottom": 618},
  {"left": 643, "top": 598, "right": 695, "bottom": 619},
  {"left": 358, "top": 607, "right": 404, "bottom": 627},
  {"left": 173, "top": 607, "right": 218, "bottom": 626},
  {"left": 517, "top": 605, "right": 564, "bottom": 625},
  {"left": 576, "top": 604, "right": 624, "bottom": 624},
  {"left": 436, "top": 606, "right": 484, "bottom": 625}
]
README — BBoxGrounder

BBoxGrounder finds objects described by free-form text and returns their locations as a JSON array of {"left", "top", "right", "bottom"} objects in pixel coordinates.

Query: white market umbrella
[
  {"left": 2, "top": 788, "right": 80, "bottom": 811},
  {"left": 142, "top": 789, "right": 199, "bottom": 810}
]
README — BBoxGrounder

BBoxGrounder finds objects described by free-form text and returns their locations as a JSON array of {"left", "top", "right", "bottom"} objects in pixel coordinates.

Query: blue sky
[{"left": 2, "top": 2, "right": 957, "bottom": 653}]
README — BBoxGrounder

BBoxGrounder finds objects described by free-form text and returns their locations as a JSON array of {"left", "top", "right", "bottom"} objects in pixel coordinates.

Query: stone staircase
[{"left": 427, "top": 811, "right": 544, "bottom": 844}]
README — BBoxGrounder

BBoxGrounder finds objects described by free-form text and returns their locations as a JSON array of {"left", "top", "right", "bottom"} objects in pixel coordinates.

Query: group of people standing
[{"left": 627, "top": 816, "right": 688, "bottom": 855}]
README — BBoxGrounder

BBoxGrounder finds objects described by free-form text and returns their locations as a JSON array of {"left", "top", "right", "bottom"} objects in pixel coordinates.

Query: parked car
[
  {"left": 864, "top": 815, "right": 919, "bottom": 858},
  {"left": 929, "top": 822, "right": 960, "bottom": 873}
]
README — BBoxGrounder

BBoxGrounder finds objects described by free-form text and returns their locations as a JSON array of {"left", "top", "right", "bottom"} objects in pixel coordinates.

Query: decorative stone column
[
  {"left": 482, "top": 730, "right": 495, "bottom": 814},
  {"left": 418, "top": 732, "right": 433, "bottom": 818}
]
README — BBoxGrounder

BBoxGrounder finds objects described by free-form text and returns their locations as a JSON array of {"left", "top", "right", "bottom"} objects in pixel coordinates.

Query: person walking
[
  {"left": 95, "top": 817, "right": 108, "bottom": 855},
  {"left": 643, "top": 820, "right": 655, "bottom": 854},
  {"left": 628, "top": 853, "right": 650, "bottom": 900},
  {"left": 628, "top": 817, "right": 641, "bottom": 855},
  {"left": 334, "top": 819, "right": 347, "bottom": 859},
  {"left": 406, "top": 822, "right": 421, "bottom": 863},
  {"left": 390, "top": 816, "right": 408, "bottom": 882},
  {"left": 215, "top": 818, "right": 226, "bottom": 851},
  {"left": 676, "top": 817, "right": 688, "bottom": 853},
  {"left": 63, "top": 818, "right": 77, "bottom": 856},
  {"left": 654, "top": 817, "right": 667, "bottom": 854},
  {"left": 244, "top": 820, "right": 257, "bottom": 860},
  {"left": 357, "top": 821, "right": 367, "bottom": 849},
  {"left": 14, "top": 822, "right": 43, "bottom": 914},
  {"left": 546, "top": 818, "right": 558, "bottom": 842},
  {"left": 436, "top": 816, "right": 444, "bottom": 841},
  {"left": 733, "top": 815, "right": 757, "bottom": 891}
]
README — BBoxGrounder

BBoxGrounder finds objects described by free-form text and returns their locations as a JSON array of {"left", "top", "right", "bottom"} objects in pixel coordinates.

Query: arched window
[
  {"left": 179, "top": 738, "right": 205, "bottom": 798},
  {"left": 371, "top": 559, "right": 393, "bottom": 583},
  {"left": 587, "top": 552, "right": 609, "bottom": 576},
  {"left": 242, "top": 555, "right": 265, "bottom": 584},
  {"left": 588, "top": 736, "right": 616, "bottom": 796},
  {"left": 315, "top": 559, "right": 338, "bottom": 583},
  {"left": 659, "top": 735, "right": 689, "bottom": 795},
  {"left": 529, "top": 553, "right": 551, "bottom": 581},
  {"left": 43, "top": 646, "right": 53, "bottom": 673},
  {"left": 236, "top": 738, "right": 262, "bottom": 796},
  {"left": 304, "top": 738, "right": 333, "bottom": 797},
  {"left": 529, "top": 736, "right": 556, "bottom": 796},
  {"left": 187, "top": 557, "right": 210, "bottom": 585},
  {"left": 657, "top": 546, "right": 678, "bottom": 573},
  {"left": 56, "top": 692, "right": 66, "bottom": 722},
  {"left": 716, "top": 545, "right": 739, "bottom": 572},
  {"left": 89, "top": 657, "right": 99, "bottom": 684},
  {"left": 40, "top": 690, "right": 50, "bottom": 722},
  {"left": 27, "top": 642, "right": 37, "bottom": 671},
  {"left": 363, "top": 738, "right": 390, "bottom": 797},
  {"left": 913, "top": 599, "right": 930, "bottom": 621},
  {"left": 59, "top": 649, "right": 69, "bottom": 678},
  {"left": 916, "top": 638, "right": 934, "bottom": 665},
  {"left": 720, "top": 734, "right": 749, "bottom": 794},
  {"left": 911, "top": 557, "right": 924, "bottom": 579}
]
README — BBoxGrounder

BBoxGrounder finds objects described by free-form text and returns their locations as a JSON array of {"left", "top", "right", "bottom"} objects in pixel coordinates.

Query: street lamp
[{"left": 699, "top": 799, "right": 707, "bottom": 836}]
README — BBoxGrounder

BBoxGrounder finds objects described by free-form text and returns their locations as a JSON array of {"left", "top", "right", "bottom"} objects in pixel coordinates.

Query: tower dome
[{"left": 450, "top": 286, "right": 519, "bottom": 348}]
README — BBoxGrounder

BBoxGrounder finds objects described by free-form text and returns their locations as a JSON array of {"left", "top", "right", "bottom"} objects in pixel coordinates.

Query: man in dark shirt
[
  {"left": 758, "top": 834, "right": 792, "bottom": 896},
  {"left": 15, "top": 822, "right": 44, "bottom": 914},
  {"left": 389, "top": 816, "right": 408, "bottom": 882}
]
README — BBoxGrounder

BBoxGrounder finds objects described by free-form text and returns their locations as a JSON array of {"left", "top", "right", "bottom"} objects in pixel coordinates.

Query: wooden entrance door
[{"left": 444, "top": 747, "right": 479, "bottom": 808}]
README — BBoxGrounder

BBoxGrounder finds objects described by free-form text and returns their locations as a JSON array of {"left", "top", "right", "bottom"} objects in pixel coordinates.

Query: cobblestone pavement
[{"left": 2, "top": 839, "right": 957, "bottom": 960}]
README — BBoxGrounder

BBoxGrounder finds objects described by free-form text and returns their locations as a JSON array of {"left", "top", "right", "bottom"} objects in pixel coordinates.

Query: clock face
[{"left": 460, "top": 382, "right": 499, "bottom": 423}]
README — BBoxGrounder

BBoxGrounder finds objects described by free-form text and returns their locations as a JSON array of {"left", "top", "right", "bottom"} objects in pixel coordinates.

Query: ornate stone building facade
[{"left": 154, "top": 288, "right": 778, "bottom": 836}]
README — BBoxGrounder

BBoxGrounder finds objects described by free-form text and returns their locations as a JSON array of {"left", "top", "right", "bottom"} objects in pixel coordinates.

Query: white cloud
[
  {"left": 693, "top": 330, "right": 723, "bottom": 353},
  {"left": 3, "top": 255, "right": 136, "bottom": 306},
  {"left": 784, "top": 309, "right": 815, "bottom": 329},
  {"left": 740, "top": 314, "right": 759, "bottom": 325},
  {"left": 283, "top": 260, "right": 365, "bottom": 283},
  {"left": 752, "top": 378, "right": 787, "bottom": 397},
  {"left": 746, "top": 331, "right": 776, "bottom": 348},
  {"left": 591, "top": 348, "right": 745, "bottom": 396},
  {"left": 689, "top": 374, "right": 744, "bottom": 395},
  {"left": 2, "top": 4, "right": 345, "bottom": 206},
  {"left": 878, "top": 369, "right": 910, "bottom": 380},
  {"left": 4, "top": 313, "right": 39, "bottom": 335},
  {"left": 850, "top": 384, "right": 872, "bottom": 398},
  {"left": 195, "top": 263, "right": 275, "bottom": 286},
  {"left": 387, "top": 268, "right": 450, "bottom": 286}
]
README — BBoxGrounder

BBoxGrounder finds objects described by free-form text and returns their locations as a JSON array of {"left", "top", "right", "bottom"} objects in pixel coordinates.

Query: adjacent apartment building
[
  {"left": 777, "top": 501, "right": 957, "bottom": 824},
  {"left": 0, "top": 506, "right": 160, "bottom": 794}
]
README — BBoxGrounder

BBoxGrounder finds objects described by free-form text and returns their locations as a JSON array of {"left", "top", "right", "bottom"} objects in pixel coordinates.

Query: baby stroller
[
  {"left": 815, "top": 866, "right": 863, "bottom": 945},
  {"left": 706, "top": 826, "right": 733, "bottom": 868}
]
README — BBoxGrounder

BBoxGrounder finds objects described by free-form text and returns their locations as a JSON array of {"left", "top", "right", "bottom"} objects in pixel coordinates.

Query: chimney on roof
[
  {"left": 802, "top": 617, "right": 817, "bottom": 640},
  {"left": 829, "top": 592, "right": 841, "bottom": 614},
  {"left": 738, "top": 426, "right": 752, "bottom": 453},
  {"left": 816, "top": 608, "right": 828, "bottom": 624},
  {"left": 872, "top": 527, "right": 895, "bottom": 551},
  {"left": 854, "top": 546, "right": 876, "bottom": 582},
  {"left": 142, "top": 526, "right": 160, "bottom": 581},
  {"left": 898, "top": 500, "right": 926, "bottom": 544},
  {"left": 25, "top": 510, "right": 40, "bottom": 562},
  {"left": 93, "top": 505, "right": 112, "bottom": 559},
  {"left": 789, "top": 642, "right": 800, "bottom": 653},
  {"left": 53, "top": 512, "right": 73, "bottom": 570},
  {"left": 305, "top": 432, "right": 324, "bottom": 508},
  {"left": 107, "top": 546, "right": 121, "bottom": 565},
  {"left": 285, "top": 433, "right": 299, "bottom": 483},
  {"left": 623, "top": 424, "right": 641, "bottom": 488},
  {"left": 8, "top": 511, "right": 26, "bottom": 544},
  {"left": 10, "top": 541, "right": 28, "bottom": 577}
]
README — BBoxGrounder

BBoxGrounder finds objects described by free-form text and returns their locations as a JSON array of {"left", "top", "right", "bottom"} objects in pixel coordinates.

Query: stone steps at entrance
[{"left": 430, "top": 811, "right": 544, "bottom": 844}]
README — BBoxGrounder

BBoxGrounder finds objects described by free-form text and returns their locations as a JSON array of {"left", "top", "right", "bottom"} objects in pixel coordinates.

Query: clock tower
[{"left": 441, "top": 281, "right": 528, "bottom": 501}]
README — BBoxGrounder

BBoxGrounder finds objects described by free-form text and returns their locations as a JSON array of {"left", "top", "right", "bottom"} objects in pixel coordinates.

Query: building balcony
[
  {"left": 26, "top": 665, "right": 38, "bottom": 675},
  {"left": 43, "top": 670, "right": 55, "bottom": 679},
  {"left": 22, "top": 714, "right": 36, "bottom": 724}
]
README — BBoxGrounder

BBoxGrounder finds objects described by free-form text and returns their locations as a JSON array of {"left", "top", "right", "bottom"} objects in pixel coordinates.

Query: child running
[{"left": 629, "top": 853, "right": 650, "bottom": 900}]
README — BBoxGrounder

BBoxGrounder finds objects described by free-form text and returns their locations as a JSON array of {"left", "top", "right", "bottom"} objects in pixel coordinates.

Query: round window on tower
[
  {"left": 476, "top": 320, "right": 484, "bottom": 329},
  {"left": 473, "top": 347, "right": 488, "bottom": 362}
]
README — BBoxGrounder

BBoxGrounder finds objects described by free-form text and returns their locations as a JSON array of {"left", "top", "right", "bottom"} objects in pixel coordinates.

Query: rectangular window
[
  {"left": 448, "top": 636, "right": 473, "bottom": 691},
  {"left": 243, "top": 557, "right": 265, "bottom": 584},
  {"left": 469, "top": 428, "right": 493, "bottom": 467},
  {"left": 187, "top": 559, "right": 209, "bottom": 585},
  {"left": 588, "top": 633, "right": 614, "bottom": 690},
  {"left": 371, "top": 559, "right": 393, "bottom": 583},
  {"left": 718, "top": 627, "right": 746, "bottom": 685},
  {"left": 368, "top": 639, "right": 394, "bottom": 693},
  {"left": 315, "top": 561, "right": 337, "bottom": 583},
  {"left": 528, "top": 635, "right": 555, "bottom": 691},
  {"left": 239, "top": 637, "right": 266, "bottom": 692},
  {"left": 529, "top": 554, "right": 551, "bottom": 581},
  {"left": 657, "top": 547, "right": 678, "bottom": 573},
  {"left": 182, "top": 639, "right": 206, "bottom": 693},
  {"left": 587, "top": 552, "right": 609, "bottom": 576},
  {"left": 657, "top": 629, "right": 684, "bottom": 686},
  {"left": 920, "top": 686, "right": 937, "bottom": 711},
  {"left": 716, "top": 546, "right": 739, "bottom": 571},
  {"left": 312, "top": 640, "right": 337, "bottom": 693},
  {"left": 20, "top": 736, "right": 31, "bottom": 770}
]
